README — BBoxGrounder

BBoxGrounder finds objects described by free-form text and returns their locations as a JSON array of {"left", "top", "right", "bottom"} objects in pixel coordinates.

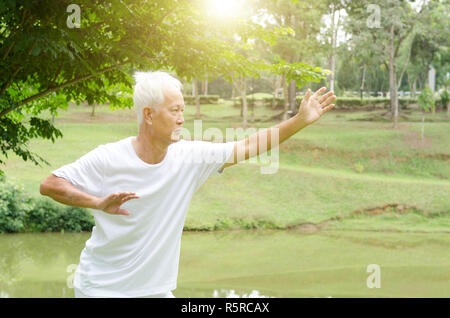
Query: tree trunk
[
  {"left": 397, "top": 41, "right": 412, "bottom": 91},
  {"left": 231, "top": 77, "right": 236, "bottom": 99},
  {"left": 202, "top": 77, "right": 208, "bottom": 95},
  {"left": 250, "top": 98, "right": 255, "bottom": 122},
  {"left": 360, "top": 65, "right": 366, "bottom": 101},
  {"left": 288, "top": 79, "right": 296, "bottom": 116},
  {"left": 91, "top": 103, "right": 96, "bottom": 118},
  {"left": 273, "top": 75, "right": 282, "bottom": 109},
  {"left": 194, "top": 79, "right": 201, "bottom": 119},
  {"left": 417, "top": 75, "right": 423, "bottom": 91},
  {"left": 412, "top": 77, "right": 417, "bottom": 97},
  {"left": 241, "top": 77, "right": 248, "bottom": 128},
  {"left": 389, "top": 24, "right": 399, "bottom": 128},
  {"left": 408, "top": 72, "right": 416, "bottom": 97},
  {"left": 282, "top": 74, "right": 289, "bottom": 121},
  {"left": 330, "top": 54, "right": 335, "bottom": 92},
  {"left": 329, "top": 4, "right": 335, "bottom": 92},
  {"left": 428, "top": 65, "right": 436, "bottom": 93},
  {"left": 329, "top": 4, "right": 340, "bottom": 92}
]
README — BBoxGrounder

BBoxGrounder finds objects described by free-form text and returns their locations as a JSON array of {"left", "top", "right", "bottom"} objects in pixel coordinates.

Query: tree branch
[
  {"left": 49, "top": 63, "right": 65, "bottom": 87},
  {"left": 139, "top": 3, "right": 182, "bottom": 57},
  {"left": 397, "top": 40, "right": 412, "bottom": 89},
  {"left": 2, "top": 9, "right": 31, "bottom": 61},
  {"left": 0, "top": 39, "right": 37, "bottom": 95},
  {"left": 394, "top": 28, "right": 412, "bottom": 58},
  {"left": 0, "top": 0, "right": 186, "bottom": 118},
  {"left": 395, "top": 3, "right": 425, "bottom": 58},
  {"left": 0, "top": 66, "right": 22, "bottom": 96},
  {"left": 0, "top": 61, "right": 129, "bottom": 118}
]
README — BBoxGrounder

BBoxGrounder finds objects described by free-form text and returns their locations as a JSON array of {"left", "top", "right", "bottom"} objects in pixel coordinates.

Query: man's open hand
[
  {"left": 96, "top": 192, "right": 140, "bottom": 216},
  {"left": 297, "top": 87, "right": 336, "bottom": 125}
]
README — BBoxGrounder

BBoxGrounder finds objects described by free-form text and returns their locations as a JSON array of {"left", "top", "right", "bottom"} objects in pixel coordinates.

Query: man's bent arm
[
  {"left": 40, "top": 175, "right": 139, "bottom": 216},
  {"left": 40, "top": 174, "right": 101, "bottom": 209}
]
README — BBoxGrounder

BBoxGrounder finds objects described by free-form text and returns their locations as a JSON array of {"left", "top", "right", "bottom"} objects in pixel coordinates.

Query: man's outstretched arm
[
  {"left": 40, "top": 175, "right": 139, "bottom": 216},
  {"left": 221, "top": 87, "right": 336, "bottom": 170}
]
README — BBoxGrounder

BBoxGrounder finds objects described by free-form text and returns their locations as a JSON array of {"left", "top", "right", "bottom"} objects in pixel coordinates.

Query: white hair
[{"left": 133, "top": 71, "right": 183, "bottom": 125}]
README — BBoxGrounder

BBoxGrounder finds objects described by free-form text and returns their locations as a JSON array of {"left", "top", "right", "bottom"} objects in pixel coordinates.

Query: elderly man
[{"left": 39, "top": 71, "right": 335, "bottom": 298}]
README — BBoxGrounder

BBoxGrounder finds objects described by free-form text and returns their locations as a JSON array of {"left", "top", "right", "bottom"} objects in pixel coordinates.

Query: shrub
[
  {"left": 262, "top": 97, "right": 284, "bottom": 108},
  {"left": 439, "top": 90, "right": 449, "bottom": 110},
  {"left": 62, "top": 206, "right": 95, "bottom": 232},
  {"left": 26, "top": 197, "right": 94, "bottom": 232},
  {"left": 0, "top": 177, "right": 94, "bottom": 233},
  {"left": 308, "top": 97, "right": 415, "bottom": 109},
  {"left": 26, "top": 198, "right": 65, "bottom": 232},
  {"left": 335, "top": 97, "right": 364, "bottom": 108},
  {"left": 0, "top": 177, "right": 33, "bottom": 233},
  {"left": 230, "top": 94, "right": 421, "bottom": 110},
  {"left": 254, "top": 96, "right": 417, "bottom": 110},
  {"left": 399, "top": 98, "right": 417, "bottom": 109},
  {"left": 418, "top": 86, "right": 435, "bottom": 113},
  {"left": 184, "top": 95, "right": 220, "bottom": 105}
]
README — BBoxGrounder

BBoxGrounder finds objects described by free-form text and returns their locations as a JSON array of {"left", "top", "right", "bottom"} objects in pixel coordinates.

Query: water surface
[{"left": 0, "top": 230, "right": 448, "bottom": 297}]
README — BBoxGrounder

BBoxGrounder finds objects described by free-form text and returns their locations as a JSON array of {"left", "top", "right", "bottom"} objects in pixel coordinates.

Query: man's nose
[{"left": 177, "top": 114, "right": 184, "bottom": 125}]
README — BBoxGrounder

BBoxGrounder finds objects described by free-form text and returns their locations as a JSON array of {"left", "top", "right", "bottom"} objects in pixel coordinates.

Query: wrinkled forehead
[{"left": 161, "top": 85, "right": 184, "bottom": 107}]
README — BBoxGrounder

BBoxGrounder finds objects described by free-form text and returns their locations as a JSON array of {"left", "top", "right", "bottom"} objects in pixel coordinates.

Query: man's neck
[{"left": 132, "top": 130, "right": 169, "bottom": 165}]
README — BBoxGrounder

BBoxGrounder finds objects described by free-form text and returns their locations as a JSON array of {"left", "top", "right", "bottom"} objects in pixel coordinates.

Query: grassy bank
[{"left": 2, "top": 102, "right": 449, "bottom": 233}]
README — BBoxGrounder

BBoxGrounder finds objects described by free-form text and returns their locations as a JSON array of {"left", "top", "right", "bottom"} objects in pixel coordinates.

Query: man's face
[{"left": 146, "top": 87, "right": 185, "bottom": 144}]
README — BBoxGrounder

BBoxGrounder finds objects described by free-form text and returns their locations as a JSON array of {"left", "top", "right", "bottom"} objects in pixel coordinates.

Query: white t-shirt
[{"left": 51, "top": 136, "right": 235, "bottom": 297}]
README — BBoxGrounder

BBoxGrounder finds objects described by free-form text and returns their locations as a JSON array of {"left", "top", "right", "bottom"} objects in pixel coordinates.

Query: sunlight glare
[{"left": 206, "top": 0, "right": 242, "bottom": 19}]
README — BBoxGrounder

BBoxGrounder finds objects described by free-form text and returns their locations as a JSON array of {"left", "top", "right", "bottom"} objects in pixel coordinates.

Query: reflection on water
[
  {"left": 212, "top": 289, "right": 274, "bottom": 298},
  {"left": 0, "top": 230, "right": 449, "bottom": 298},
  {"left": 0, "top": 232, "right": 87, "bottom": 298}
]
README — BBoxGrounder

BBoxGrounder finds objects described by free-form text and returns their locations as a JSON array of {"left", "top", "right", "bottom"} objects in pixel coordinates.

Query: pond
[{"left": 0, "top": 230, "right": 449, "bottom": 298}]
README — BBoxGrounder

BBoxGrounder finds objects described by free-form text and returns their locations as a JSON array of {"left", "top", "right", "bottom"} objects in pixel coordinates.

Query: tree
[
  {"left": 0, "top": 0, "right": 282, "bottom": 173},
  {"left": 269, "top": 60, "right": 329, "bottom": 101},
  {"left": 256, "top": 0, "right": 326, "bottom": 119},
  {"left": 323, "top": 0, "right": 346, "bottom": 92},
  {"left": 409, "top": 0, "right": 450, "bottom": 96},
  {"left": 345, "top": 0, "right": 423, "bottom": 128}
]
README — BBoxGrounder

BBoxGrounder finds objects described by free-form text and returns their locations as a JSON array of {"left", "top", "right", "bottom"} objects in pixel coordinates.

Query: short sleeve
[
  {"left": 51, "top": 145, "right": 106, "bottom": 197},
  {"left": 190, "top": 141, "right": 235, "bottom": 191}
]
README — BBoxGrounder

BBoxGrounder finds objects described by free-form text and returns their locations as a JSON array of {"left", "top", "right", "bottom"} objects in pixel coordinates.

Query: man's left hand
[{"left": 296, "top": 87, "right": 336, "bottom": 125}]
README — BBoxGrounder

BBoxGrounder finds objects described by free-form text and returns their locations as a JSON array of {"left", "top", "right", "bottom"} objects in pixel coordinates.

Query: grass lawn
[{"left": 2, "top": 101, "right": 449, "bottom": 232}]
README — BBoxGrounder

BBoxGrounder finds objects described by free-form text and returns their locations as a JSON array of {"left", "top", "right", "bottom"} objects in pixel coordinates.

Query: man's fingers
[
  {"left": 121, "top": 194, "right": 140, "bottom": 203},
  {"left": 113, "top": 192, "right": 137, "bottom": 199},
  {"left": 116, "top": 209, "right": 130, "bottom": 216},
  {"left": 304, "top": 88, "right": 312, "bottom": 102},
  {"left": 319, "top": 91, "right": 334, "bottom": 104},
  {"left": 322, "top": 104, "right": 335, "bottom": 113},
  {"left": 312, "top": 87, "right": 327, "bottom": 99},
  {"left": 321, "top": 95, "right": 336, "bottom": 107},
  {"left": 120, "top": 191, "right": 136, "bottom": 196}
]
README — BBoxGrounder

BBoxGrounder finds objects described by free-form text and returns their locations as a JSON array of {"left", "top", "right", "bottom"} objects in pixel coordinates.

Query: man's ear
[{"left": 143, "top": 106, "right": 153, "bottom": 125}]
